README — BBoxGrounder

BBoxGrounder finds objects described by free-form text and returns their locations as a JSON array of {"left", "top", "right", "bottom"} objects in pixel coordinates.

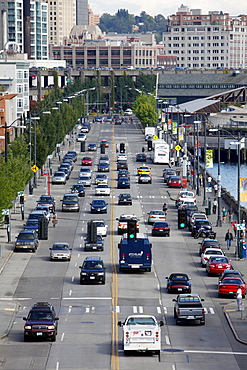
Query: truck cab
[{"left": 118, "top": 315, "right": 163, "bottom": 354}]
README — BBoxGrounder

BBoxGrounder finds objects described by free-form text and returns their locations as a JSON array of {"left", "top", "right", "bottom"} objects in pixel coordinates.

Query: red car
[
  {"left": 100, "top": 140, "right": 109, "bottom": 148},
  {"left": 206, "top": 256, "right": 232, "bottom": 276},
  {"left": 168, "top": 176, "right": 182, "bottom": 188},
  {"left": 218, "top": 277, "right": 246, "bottom": 298},
  {"left": 81, "top": 157, "right": 92, "bottom": 166}
]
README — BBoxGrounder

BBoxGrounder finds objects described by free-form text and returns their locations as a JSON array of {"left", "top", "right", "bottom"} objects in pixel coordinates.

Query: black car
[
  {"left": 117, "top": 176, "right": 130, "bottom": 189},
  {"left": 71, "top": 184, "right": 85, "bottom": 197},
  {"left": 191, "top": 219, "right": 212, "bottom": 237},
  {"left": 166, "top": 273, "right": 191, "bottom": 293},
  {"left": 84, "top": 234, "right": 104, "bottom": 251},
  {"left": 219, "top": 270, "right": 245, "bottom": 283},
  {"left": 79, "top": 256, "right": 106, "bottom": 284},
  {"left": 198, "top": 238, "right": 221, "bottom": 255},
  {"left": 136, "top": 153, "right": 147, "bottom": 162},
  {"left": 15, "top": 230, "right": 39, "bottom": 253},
  {"left": 90, "top": 199, "right": 108, "bottom": 213},
  {"left": 117, "top": 170, "right": 130, "bottom": 179},
  {"left": 117, "top": 161, "right": 128, "bottom": 171},
  {"left": 23, "top": 302, "right": 59, "bottom": 341},
  {"left": 118, "top": 193, "right": 132, "bottom": 205},
  {"left": 152, "top": 222, "right": 170, "bottom": 236},
  {"left": 98, "top": 162, "right": 110, "bottom": 172},
  {"left": 115, "top": 119, "right": 122, "bottom": 125}
]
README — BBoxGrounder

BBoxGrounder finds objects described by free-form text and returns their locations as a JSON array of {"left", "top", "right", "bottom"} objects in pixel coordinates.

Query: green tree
[{"left": 133, "top": 94, "right": 158, "bottom": 126}]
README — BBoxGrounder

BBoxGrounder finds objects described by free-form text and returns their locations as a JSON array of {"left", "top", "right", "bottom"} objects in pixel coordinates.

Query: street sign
[
  {"left": 1, "top": 209, "right": 9, "bottom": 215},
  {"left": 175, "top": 145, "right": 181, "bottom": 151},
  {"left": 31, "top": 165, "right": 39, "bottom": 173},
  {"left": 206, "top": 187, "right": 212, "bottom": 192},
  {"left": 237, "top": 223, "right": 246, "bottom": 231},
  {"left": 18, "top": 191, "right": 24, "bottom": 196},
  {"left": 152, "top": 135, "right": 158, "bottom": 139}
]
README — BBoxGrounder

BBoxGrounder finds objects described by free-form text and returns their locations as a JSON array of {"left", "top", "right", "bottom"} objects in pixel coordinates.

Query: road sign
[
  {"left": 206, "top": 187, "right": 212, "bottom": 192},
  {"left": 175, "top": 145, "right": 181, "bottom": 151},
  {"left": 237, "top": 223, "right": 246, "bottom": 231},
  {"left": 1, "top": 209, "right": 9, "bottom": 215},
  {"left": 18, "top": 191, "right": 24, "bottom": 196},
  {"left": 31, "top": 165, "right": 39, "bottom": 173},
  {"left": 152, "top": 135, "right": 158, "bottom": 139}
]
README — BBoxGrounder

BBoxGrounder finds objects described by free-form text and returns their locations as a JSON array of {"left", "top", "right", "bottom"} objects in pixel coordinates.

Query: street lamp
[
  {"left": 193, "top": 120, "right": 201, "bottom": 196},
  {"left": 0, "top": 117, "right": 26, "bottom": 162}
]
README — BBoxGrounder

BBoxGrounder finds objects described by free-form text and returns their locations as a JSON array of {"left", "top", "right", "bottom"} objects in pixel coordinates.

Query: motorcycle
[{"left": 194, "top": 227, "right": 216, "bottom": 239}]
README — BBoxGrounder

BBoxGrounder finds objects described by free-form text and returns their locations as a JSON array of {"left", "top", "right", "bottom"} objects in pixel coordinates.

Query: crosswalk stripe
[
  {"left": 133, "top": 306, "right": 137, "bottom": 313},
  {"left": 139, "top": 306, "right": 143, "bottom": 313}
]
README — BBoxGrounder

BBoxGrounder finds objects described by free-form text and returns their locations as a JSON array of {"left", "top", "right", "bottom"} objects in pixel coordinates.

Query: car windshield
[
  {"left": 140, "top": 174, "right": 150, "bottom": 177},
  {"left": 120, "top": 194, "right": 131, "bottom": 198},
  {"left": 92, "top": 200, "right": 106, "bottom": 205},
  {"left": 39, "top": 196, "right": 53, "bottom": 202},
  {"left": 54, "top": 172, "right": 64, "bottom": 177},
  {"left": 205, "top": 250, "right": 222, "bottom": 255},
  {"left": 26, "top": 221, "right": 39, "bottom": 226},
  {"left": 28, "top": 311, "right": 53, "bottom": 320},
  {"left": 204, "top": 241, "right": 218, "bottom": 247},
  {"left": 97, "top": 185, "right": 108, "bottom": 188},
  {"left": 63, "top": 196, "right": 78, "bottom": 201},
  {"left": 150, "top": 211, "right": 165, "bottom": 215},
  {"left": 79, "top": 176, "right": 90, "bottom": 180},
  {"left": 126, "top": 317, "right": 156, "bottom": 325},
  {"left": 96, "top": 175, "right": 106, "bottom": 179},
  {"left": 52, "top": 244, "right": 69, "bottom": 250},
  {"left": 18, "top": 233, "right": 35, "bottom": 240},
  {"left": 83, "top": 261, "right": 103, "bottom": 269},
  {"left": 154, "top": 222, "right": 168, "bottom": 227},
  {"left": 171, "top": 275, "right": 188, "bottom": 280},
  {"left": 94, "top": 222, "right": 105, "bottom": 227}
]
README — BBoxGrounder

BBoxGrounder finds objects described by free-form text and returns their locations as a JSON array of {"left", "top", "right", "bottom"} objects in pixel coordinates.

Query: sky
[{"left": 90, "top": 1, "right": 245, "bottom": 18}]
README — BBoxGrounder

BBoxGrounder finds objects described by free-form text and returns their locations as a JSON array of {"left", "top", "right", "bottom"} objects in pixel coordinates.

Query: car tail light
[
  {"left": 146, "top": 254, "right": 150, "bottom": 260},
  {"left": 126, "top": 331, "right": 129, "bottom": 338},
  {"left": 177, "top": 309, "right": 180, "bottom": 315},
  {"left": 150, "top": 216, "right": 155, "bottom": 218},
  {"left": 205, "top": 257, "right": 208, "bottom": 260},
  {"left": 121, "top": 253, "right": 125, "bottom": 260},
  {"left": 155, "top": 332, "right": 159, "bottom": 341},
  {"left": 202, "top": 309, "right": 205, "bottom": 315},
  {"left": 160, "top": 216, "right": 166, "bottom": 219}
]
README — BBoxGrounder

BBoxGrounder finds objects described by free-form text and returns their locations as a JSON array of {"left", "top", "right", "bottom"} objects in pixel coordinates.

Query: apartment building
[
  {"left": 163, "top": 5, "right": 247, "bottom": 69},
  {"left": 0, "top": 0, "right": 48, "bottom": 59}
]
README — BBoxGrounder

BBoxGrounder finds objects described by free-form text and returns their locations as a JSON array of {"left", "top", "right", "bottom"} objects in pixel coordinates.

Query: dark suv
[
  {"left": 14, "top": 230, "right": 39, "bottom": 252},
  {"left": 23, "top": 302, "right": 59, "bottom": 341},
  {"left": 191, "top": 219, "right": 212, "bottom": 237},
  {"left": 79, "top": 256, "right": 106, "bottom": 284}
]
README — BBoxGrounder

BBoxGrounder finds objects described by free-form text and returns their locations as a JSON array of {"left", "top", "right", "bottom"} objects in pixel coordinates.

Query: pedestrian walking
[
  {"left": 199, "top": 173, "right": 203, "bottom": 186},
  {"left": 228, "top": 206, "right": 234, "bottom": 223},
  {"left": 207, "top": 176, "right": 212, "bottom": 187},
  {"left": 213, "top": 198, "right": 217, "bottom": 215},
  {"left": 52, "top": 213, "right": 58, "bottom": 228},
  {"left": 225, "top": 229, "right": 233, "bottom": 250},
  {"left": 232, "top": 221, "right": 238, "bottom": 237},
  {"left": 222, "top": 207, "right": 227, "bottom": 223},
  {"left": 236, "top": 285, "right": 243, "bottom": 311}
]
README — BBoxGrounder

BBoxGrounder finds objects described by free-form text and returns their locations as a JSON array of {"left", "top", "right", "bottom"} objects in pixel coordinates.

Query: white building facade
[{"left": 163, "top": 5, "right": 247, "bottom": 69}]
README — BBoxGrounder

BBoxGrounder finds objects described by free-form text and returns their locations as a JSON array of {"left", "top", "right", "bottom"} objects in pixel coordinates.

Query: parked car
[
  {"left": 218, "top": 278, "right": 246, "bottom": 298},
  {"left": 95, "top": 184, "right": 110, "bottom": 196},
  {"left": 147, "top": 210, "right": 166, "bottom": 224},
  {"left": 152, "top": 221, "right": 170, "bottom": 236},
  {"left": 66, "top": 150, "right": 77, "bottom": 162},
  {"left": 14, "top": 230, "right": 39, "bottom": 253},
  {"left": 61, "top": 194, "right": 80, "bottom": 212},
  {"left": 23, "top": 302, "right": 59, "bottom": 342},
  {"left": 90, "top": 199, "right": 108, "bottom": 213},
  {"left": 50, "top": 243, "right": 72, "bottom": 261},
  {"left": 118, "top": 193, "right": 132, "bottom": 205},
  {"left": 219, "top": 270, "right": 245, "bottom": 283},
  {"left": 166, "top": 273, "right": 191, "bottom": 293},
  {"left": 198, "top": 239, "right": 221, "bottom": 255},
  {"left": 201, "top": 248, "right": 224, "bottom": 267},
  {"left": 191, "top": 219, "right": 212, "bottom": 237},
  {"left": 163, "top": 168, "right": 176, "bottom": 182},
  {"left": 24, "top": 220, "right": 39, "bottom": 233},
  {"left": 79, "top": 256, "right": 106, "bottom": 284},
  {"left": 206, "top": 256, "right": 232, "bottom": 276},
  {"left": 35, "top": 205, "right": 51, "bottom": 221}
]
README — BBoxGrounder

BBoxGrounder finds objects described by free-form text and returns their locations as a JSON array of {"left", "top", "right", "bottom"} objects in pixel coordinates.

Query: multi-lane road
[{"left": 0, "top": 119, "right": 246, "bottom": 370}]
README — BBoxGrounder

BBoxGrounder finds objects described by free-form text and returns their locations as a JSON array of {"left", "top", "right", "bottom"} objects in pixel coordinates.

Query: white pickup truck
[{"left": 118, "top": 315, "right": 164, "bottom": 354}]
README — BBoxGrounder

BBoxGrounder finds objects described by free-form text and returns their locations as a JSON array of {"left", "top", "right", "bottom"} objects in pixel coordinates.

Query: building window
[{"left": 99, "top": 50, "right": 108, "bottom": 56}]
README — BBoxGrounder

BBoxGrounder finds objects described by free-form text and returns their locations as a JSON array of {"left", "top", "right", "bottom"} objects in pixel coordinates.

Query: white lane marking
[
  {"left": 71, "top": 276, "right": 74, "bottom": 282},
  {"left": 69, "top": 290, "right": 72, "bottom": 296},
  {"left": 79, "top": 244, "right": 82, "bottom": 248},
  {"left": 157, "top": 283, "right": 160, "bottom": 291},
  {"left": 68, "top": 306, "right": 72, "bottom": 313},
  {"left": 77, "top": 253, "right": 80, "bottom": 257},
  {"left": 163, "top": 307, "right": 167, "bottom": 314},
  {"left": 92, "top": 306, "right": 95, "bottom": 312},
  {"left": 139, "top": 306, "right": 143, "bottom": 313},
  {"left": 61, "top": 333, "right": 65, "bottom": 341},
  {"left": 204, "top": 308, "right": 208, "bottom": 314},
  {"left": 63, "top": 297, "right": 112, "bottom": 300},
  {"left": 75, "top": 263, "right": 77, "bottom": 267},
  {"left": 185, "top": 350, "right": 247, "bottom": 355},
  {"left": 133, "top": 306, "right": 137, "bottom": 313},
  {"left": 154, "top": 270, "right": 157, "bottom": 278},
  {"left": 81, "top": 236, "right": 83, "bottom": 239},
  {"left": 116, "top": 306, "right": 120, "bottom": 313},
  {"left": 85, "top": 307, "right": 90, "bottom": 313},
  {"left": 165, "top": 335, "right": 170, "bottom": 345},
  {"left": 209, "top": 307, "right": 215, "bottom": 314},
  {"left": 157, "top": 307, "right": 161, "bottom": 314},
  {"left": 56, "top": 362, "right": 59, "bottom": 370}
]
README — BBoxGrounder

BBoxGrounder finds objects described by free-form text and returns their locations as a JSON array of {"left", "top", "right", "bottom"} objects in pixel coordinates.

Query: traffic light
[
  {"left": 178, "top": 209, "right": 187, "bottom": 229},
  {"left": 4, "top": 215, "right": 10, "bottom": 224},
  {"left": 127, "top": 219, "right": 137, "bottom": 240},
  {"left": 38, "top": 217, "right": 48, "bottom": 240},
  {"left": 147, "top": 140, "right": 152, "bottom": 151},
  {"left": 20, "top": 195, "right": 24, "bottom": 204},
  {"left": 120, "top": 143, "right": 125, "bottom": 153}
]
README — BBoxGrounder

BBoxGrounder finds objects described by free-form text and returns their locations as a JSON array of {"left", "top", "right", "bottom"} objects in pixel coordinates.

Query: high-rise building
[
  {"left": 46, "top": 0, "right": 76, "bottom": 45},
  {"left": 163, "top": 6, "right": 247, "bottom": 69},
  {"left": 0, "top": 0, "right": 48, "bottom": 59},
  {"left": 88, "top": 5, "right": 99, "bottom": 26},
  {"left": 77, "top": 0, "right": 88, "bottom": 25}
]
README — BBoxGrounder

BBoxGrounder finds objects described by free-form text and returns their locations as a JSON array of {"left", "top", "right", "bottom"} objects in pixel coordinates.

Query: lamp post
[
  {"left": 0, "top": 117, "right": 26, "bottom": 162},
  {"left": 193, "top": 120, "right": 201, "bottom": 196},
  {"left": 202, "top": 116, "right": 207, "bottom": 206}
]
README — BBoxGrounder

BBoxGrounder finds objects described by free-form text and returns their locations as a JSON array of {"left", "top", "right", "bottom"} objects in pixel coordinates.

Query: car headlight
[
  {"left": 98, "top": 272, "right": 104, "bottom": 276},
  {"left": 81, "top": 272, "right": 87, "bottom": 275},
  {"left": 24, "top": 325, "right": 32, "bottom": 329},
  {"left": 47, "top": 325, "right": 56, "bottom": 330}
]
